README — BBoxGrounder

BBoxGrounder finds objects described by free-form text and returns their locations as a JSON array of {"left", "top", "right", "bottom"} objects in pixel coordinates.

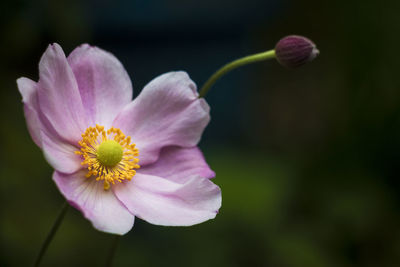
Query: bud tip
[{"left": 275, "top": 35, "right": 319, "bottom": 69}]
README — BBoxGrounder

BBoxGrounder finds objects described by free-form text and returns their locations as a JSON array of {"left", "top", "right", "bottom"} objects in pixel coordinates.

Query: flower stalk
[
  {"left": 106, "top": 235, "right": 121, "bottom": 267},
  {"left": 198, "top": 35, "right": 319, "bottom": 98},
  {"left": 198, "top": 49, "right": 276, "bottom": 98},
  {"left": 34, "top": 201, "right": 69, "bottom": 267}
]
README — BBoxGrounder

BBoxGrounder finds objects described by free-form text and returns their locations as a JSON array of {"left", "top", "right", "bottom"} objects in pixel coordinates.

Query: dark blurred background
[{"left": 1, "top": 0, "right": 400, "bottom": 266}]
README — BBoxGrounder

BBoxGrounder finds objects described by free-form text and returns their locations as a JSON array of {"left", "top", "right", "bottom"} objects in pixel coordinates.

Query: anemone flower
[{"left": 17, "top": 43, "right": 221, "bottom": 235}]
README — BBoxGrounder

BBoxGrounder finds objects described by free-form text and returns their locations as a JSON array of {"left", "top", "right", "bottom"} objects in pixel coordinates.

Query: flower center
[
  {"left": 96, "top": 140, "right": 123, "bottom": 167},
  {"left": 75, "top": 125, "right": 140, "bottom": 190}
]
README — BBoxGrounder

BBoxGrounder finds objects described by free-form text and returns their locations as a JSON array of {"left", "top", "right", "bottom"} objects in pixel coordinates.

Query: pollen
[{"left": 75, "top": 124, "right": 140, "bottom": 190}]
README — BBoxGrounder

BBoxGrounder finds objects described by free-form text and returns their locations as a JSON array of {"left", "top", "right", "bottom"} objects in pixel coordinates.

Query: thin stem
[
  {"left": 106, "top": 235, "right": 121, "bottom": 267},
  {"left": 198, "top": 49, "right": 276, "bottom": 98},
  {"left": 34, "top": 201, "right": 69, "bottom": 267}
]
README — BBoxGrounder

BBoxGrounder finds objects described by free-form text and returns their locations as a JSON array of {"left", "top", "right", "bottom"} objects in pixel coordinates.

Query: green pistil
[{"left": 97, "top": 140, "right": 123, "bottom": 167}]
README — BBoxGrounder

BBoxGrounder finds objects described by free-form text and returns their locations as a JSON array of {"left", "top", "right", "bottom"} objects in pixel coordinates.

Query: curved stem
[
  {"left": 198, "top": 49, "right": 276, "bottom": 98},
  {"left": 106, "top": 235, "right": 121, "bottom": 267},
  {"left": 34, "top": 201, "right": 69, "bottom": 267}
]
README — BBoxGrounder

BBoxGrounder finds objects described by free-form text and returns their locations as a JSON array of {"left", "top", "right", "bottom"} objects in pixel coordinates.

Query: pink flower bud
[{"left": 275, "top": 35, "right": 319, "bottom": 69}]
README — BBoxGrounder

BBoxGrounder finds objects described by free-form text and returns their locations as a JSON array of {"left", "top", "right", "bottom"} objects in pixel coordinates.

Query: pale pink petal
[
  {"left": 68, "top": 44, "right": 133, "bottom": 127},
  {"left": 17, "top": 77, "right": 42, "bottom": 147},
  {"left": 113, "top": 71, "right": 210, "bottom": 166},
  {"left": 53, "top": 170, "right": 135, "bottom": 235},
  {"left": 139, "top": 146, "right": 215, "bottom": 183},
  {"left": 17, "top": 77, "right": 82, "bottom": 173},
  {"left": 41, "top": 126, "right": 82, "bottom": 173},
  {"left": 37, "top": 43, "right": 87, "bottom": 144},
  {"left": 114, "top": 173, "right": 221, "bottom": 226}
]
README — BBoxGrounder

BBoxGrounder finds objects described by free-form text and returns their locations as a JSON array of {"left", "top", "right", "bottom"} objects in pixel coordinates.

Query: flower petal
[
  {"left": 17, "top": 77, "right": 82, "bottom": 173},
  {"left": 17, "top": 77, "right": 42, "bottom": 147},
  {"left": 68, "top": 44, "right": 133, "bottom": 128},
  {"left": 113, "top": 71, "right": 210, "bottom": 166},
  {"left": 53, "top": 170, "right": 135, "bottom": 235},
  {"left": 114, "top": 173, "right": 221, "bottom": 226},
  {"left": 41, "top": 126, "right": 82, "bottom": 173},
  {"left": 37, "top": 43, "right": 87, "bottom": 144},
  {"left": 139, "top": 146, "right": 215, "bottom": 183}
]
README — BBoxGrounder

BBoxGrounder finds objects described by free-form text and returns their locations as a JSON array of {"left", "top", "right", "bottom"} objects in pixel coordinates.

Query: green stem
[
  {"left": 34, "top": 201, "right": 69, "bottom": 267},
  {"left": 198, "top": 49, "right": 276, "bottom": 98},
  {"left": 105, "top": 235, "right": 121, "bottom": 267}
]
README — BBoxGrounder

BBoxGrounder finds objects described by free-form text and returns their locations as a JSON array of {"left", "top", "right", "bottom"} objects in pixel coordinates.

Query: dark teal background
[{"left": 1, "top": 0, "right": 400, "bottom": 266}]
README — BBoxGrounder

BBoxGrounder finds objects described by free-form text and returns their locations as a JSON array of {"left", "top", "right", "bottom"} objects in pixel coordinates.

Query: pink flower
[{"left": 17, "top": 43, "right": 221, "bottom": 235}]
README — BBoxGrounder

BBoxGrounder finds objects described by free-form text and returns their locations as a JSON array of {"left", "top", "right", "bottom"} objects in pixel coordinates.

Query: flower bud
[{"left": 275, "top": 35, "right": 319, "bottom": 69}]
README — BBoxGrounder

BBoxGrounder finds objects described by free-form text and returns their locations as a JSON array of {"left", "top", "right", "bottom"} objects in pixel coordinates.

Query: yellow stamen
[{"left": 76, "top": 124, "right": 140, "bottom": 190}]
